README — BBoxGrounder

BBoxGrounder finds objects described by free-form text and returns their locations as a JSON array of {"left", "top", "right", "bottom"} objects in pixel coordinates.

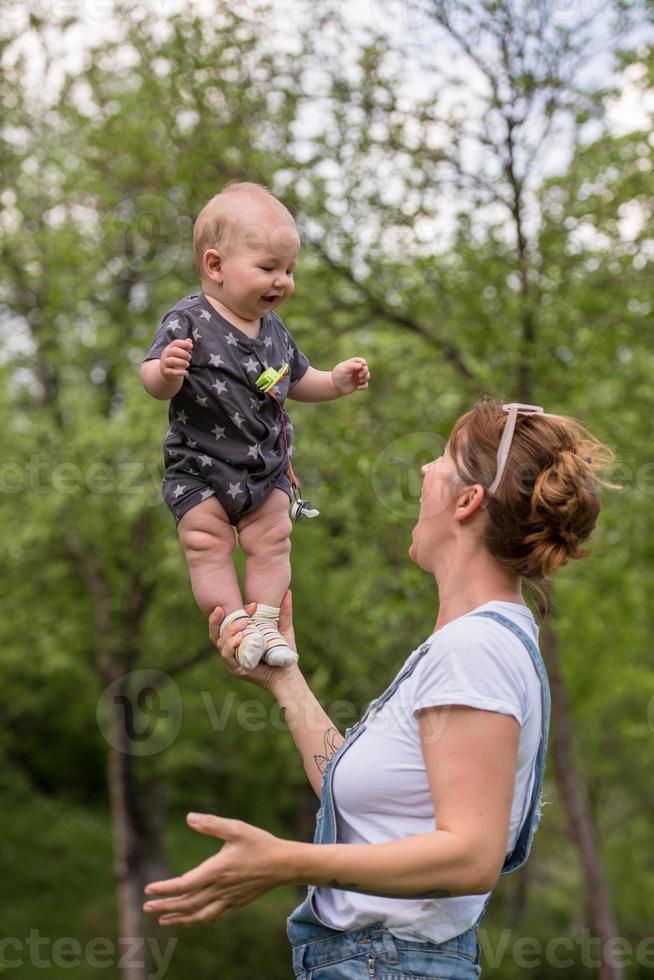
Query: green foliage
[{"left": 1, "top": 2, "right": 653, "bottom": 977}]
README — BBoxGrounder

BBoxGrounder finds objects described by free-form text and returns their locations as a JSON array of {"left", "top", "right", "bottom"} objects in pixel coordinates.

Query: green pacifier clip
[{"left": 255, "top": 363, "right": 289, "bottom": 393}]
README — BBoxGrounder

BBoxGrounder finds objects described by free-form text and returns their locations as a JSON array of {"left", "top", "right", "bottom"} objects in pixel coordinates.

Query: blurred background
[{"left": 1, "top": 1, "right": 653, "bottom": 977}]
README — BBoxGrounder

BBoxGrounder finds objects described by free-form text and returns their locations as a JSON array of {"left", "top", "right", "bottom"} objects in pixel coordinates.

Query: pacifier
[
  {"left": 290, "top": 486, "right": 319, "bottom": 521},
  {"left": 255, "top": 363, "right": 289, "bottom": 393}
]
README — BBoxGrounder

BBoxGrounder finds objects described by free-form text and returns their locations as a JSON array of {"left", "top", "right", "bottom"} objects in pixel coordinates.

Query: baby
[{"left": 141, "top": 182, "right": 369, "bottom": 670}]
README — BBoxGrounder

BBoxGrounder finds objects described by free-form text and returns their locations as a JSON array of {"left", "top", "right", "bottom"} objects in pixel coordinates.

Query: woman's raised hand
[{"left": 209, "top": 589, "right": 298, "bottom": 693}]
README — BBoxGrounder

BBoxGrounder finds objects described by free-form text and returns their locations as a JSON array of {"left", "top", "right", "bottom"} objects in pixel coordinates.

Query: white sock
[
  {"left": 219, "top": 608, "right": 265, "bottom": 670},
  {"left": 251, "top": 604, "right": 298, "bottom": 668}
]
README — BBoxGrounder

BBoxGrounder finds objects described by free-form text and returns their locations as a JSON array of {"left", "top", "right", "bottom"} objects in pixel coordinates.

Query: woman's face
[{"left": 408, "top": 443, "right": 461, "bottom": 569}]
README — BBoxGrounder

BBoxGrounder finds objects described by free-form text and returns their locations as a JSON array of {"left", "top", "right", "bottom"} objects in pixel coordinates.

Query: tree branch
[
  {"left": 311, "top": 242, "right": 476, "bottom": 381},
  {"left": 151, "top": 645, "right": 216, "bottom": 687}
]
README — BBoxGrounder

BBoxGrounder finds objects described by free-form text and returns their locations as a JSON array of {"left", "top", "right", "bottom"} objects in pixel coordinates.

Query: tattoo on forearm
[{"left": 313, "top": 726, "right": 340, "bottom": 774}]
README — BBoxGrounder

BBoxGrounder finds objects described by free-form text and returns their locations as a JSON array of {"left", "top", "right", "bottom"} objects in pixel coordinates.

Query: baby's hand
[
  {"left": 331, "top": 357, "right": 370, "bottom": 396},
  {"left": 160, "top": 338, "right": 193, "bottom": 378}
]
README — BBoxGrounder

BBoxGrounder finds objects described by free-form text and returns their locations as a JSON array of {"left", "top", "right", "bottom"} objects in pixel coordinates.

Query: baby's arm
[
  {"left": 288, "top": 359, "right": 369, "bottom": 403},
  {"left": 140, "top": 338, "right": 193, "bottom": 400}
]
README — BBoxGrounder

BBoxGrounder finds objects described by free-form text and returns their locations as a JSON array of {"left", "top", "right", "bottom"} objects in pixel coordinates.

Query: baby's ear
[{"left": 203, "top": 248, "right": 223, "bottom": 280}]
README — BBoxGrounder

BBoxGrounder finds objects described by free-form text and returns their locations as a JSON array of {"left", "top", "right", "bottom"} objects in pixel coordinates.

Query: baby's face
[{"left": 215, "top": 211, "right": 300, "bottom": 322}]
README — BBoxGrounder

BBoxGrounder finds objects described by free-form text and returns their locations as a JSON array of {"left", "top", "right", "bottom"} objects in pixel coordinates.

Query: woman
[{"left": 143, "top": 398, "right": 613, "bottom": 978}]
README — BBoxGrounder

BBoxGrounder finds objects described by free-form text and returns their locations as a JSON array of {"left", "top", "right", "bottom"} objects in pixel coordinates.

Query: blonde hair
[
  {"left": 448, "top": 396, "right": 616, "bottom": 613},
  {"left": 193, "top": 181, "right": 293, "bottom": 278}
]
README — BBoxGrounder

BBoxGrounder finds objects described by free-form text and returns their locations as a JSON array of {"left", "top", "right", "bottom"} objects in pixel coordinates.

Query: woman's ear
[
  {"left": 454, "top": 484, "right": 485, "bottom": 522},
  {"left": 203, "top": 248, "right": 223, "bottom": 283}
]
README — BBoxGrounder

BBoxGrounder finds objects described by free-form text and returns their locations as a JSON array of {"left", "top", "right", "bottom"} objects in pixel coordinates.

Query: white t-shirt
[{"left": 314, "top": 601, "right": 543, "bottom": 944}]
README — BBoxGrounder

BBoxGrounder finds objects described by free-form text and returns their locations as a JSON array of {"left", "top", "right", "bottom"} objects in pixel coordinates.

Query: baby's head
[{"left": 193, "top": 181, "right": 300, "bottom": 322}]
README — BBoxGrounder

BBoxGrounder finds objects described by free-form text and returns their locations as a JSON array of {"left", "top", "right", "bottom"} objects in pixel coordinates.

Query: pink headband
[{"left": 485, "top": 403, "right": 545, "bottom": 499}]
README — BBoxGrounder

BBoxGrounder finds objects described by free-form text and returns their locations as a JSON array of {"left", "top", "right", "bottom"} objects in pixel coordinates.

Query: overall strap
[
  {"left": 345, "top": 639, "right": 434, "bottom": 739},
  {"left": 471, "top": 610, "right": 551, "bottom": 736},
  {"left": 472, "top": 610, "right": 551, "bottom": 875}
]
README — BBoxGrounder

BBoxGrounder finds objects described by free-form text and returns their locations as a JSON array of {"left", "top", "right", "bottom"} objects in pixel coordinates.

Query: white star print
[
  {"left": 209, "top": 354, "right": 224, "bottom": 367},
  {"left": 195, "top": 395, "right": 208, "bottom": 406},
  {"left": 211, "top": 379, "right": 227, "bottom": 395},
  {"left": 263, "top": 335, "right": 272, "bottom": 348},
  {"left": 212, "top": 425, "right": 226, "bottom": 440},
  {"left": 199, "top": 309, "right": 211, "bottom": 320},
  {"left": 231, "top": 411, "right": 244, "bottom": 428},
  {"left": 226, "top": 333, "right": 239, "bottom": 346},
  {"left": 166, "top": 426, "right": 175, "bottom": 437},
  {"left": 198, "top": 455, "right": 213, "bottom": 468},
  {"left": 247, "top": 443, "right": 261, "bottom": 459},
  {"left": 200, "top": 488, "right": 214, "bottom": 500},
  {"left": 249, "top": 397, "right": 259, "bottom": 410},
  {"left": 271, "top": 423, "right": 280, "bottom": 435},
  {"left": 176, "top": 410, "right": 188, "bottom": 424},
  {"left": 192, "top": 327, "right": 202, "bottom": 341},
  {"left": 227, "top": 482, "right": 244, "bottom": 499},
  {"left": 243, "top": 357, "right": 258, "bottom": 373},
  {"left": 167, "top": 318, "right": 182, "bottom": 332},
  {"left": 173, "top": 484, "right": 186, "bottom": 498},
  {"left": 187, "top": 438, "right": 197, "bottom": 448}
]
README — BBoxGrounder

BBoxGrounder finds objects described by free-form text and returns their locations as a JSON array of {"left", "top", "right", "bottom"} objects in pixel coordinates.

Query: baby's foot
[
  {"left": 219, "top": 608, "right": 265, "bottom": 670},
  {"left": 252, "top": 603, "right": 299, "bottom": 667}
]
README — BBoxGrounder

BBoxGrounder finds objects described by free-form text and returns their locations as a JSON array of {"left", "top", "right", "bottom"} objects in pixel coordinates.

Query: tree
[{"left": 1, "top": 1, "right": 653, "bottom": 977}]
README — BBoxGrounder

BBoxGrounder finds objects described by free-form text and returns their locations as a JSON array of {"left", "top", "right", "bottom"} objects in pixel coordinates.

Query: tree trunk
[
  {"left": 541, "top": 625, "right": 624, "bottom": 980},
  {"left": 107, "top": 676, "right": 171, "bottom": 980}
]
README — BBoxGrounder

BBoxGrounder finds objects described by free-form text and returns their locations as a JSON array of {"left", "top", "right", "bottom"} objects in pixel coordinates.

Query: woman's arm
[
  {"left": 143, "top": 704, "right": 519, "bottom": 926},
  {"left": 290, "top": 704, "right": 519, "bottom": 897},
  {"left": 209, "top": 595, "right": 343, "bottom": 798},
  {"left": 272, "top": 668, "right": 344, "bottom": 798}
]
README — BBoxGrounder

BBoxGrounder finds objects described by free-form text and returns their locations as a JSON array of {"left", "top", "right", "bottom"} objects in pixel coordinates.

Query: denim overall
[{"left": 287, "top": 611, "right": 552, "bottom": 979}]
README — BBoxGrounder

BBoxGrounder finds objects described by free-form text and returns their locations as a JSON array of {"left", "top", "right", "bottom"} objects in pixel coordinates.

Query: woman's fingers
[
  {"left": 278, "top": 590, "right": 294, "bottom": 637},
  {"left": 159, "top": 898, "right": 226, "bottom": 927},
  {"left": 209, "top": 606, "right": 256, "bottom": 652},
  {"left": 208, "top": 606, "right": 225, "bottom": 646},
  {"left": 144, "top": 885, "right": 217, "bottom": 917},
  {"left": 145, "top": 852, "right": 219, "bottom": 898}
]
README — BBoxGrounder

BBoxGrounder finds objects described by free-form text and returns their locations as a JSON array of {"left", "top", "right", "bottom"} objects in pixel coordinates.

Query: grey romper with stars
[{"left": 143, "top": 293, "right": 309, "bottom": 525}]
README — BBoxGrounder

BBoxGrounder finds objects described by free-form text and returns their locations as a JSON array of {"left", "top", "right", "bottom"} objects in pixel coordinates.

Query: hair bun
[{"left": 524, "top": 448, "right": 599, "bottom": 577}]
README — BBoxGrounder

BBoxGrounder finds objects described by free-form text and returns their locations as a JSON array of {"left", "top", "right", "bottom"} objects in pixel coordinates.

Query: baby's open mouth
[{"left": 262, "top": 294, "right": 279, "bottom": 303}]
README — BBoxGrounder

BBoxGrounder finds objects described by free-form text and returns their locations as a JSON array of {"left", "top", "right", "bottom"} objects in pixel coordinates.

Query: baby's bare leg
[
  {"left": 178, "top": 496, "right": 265, "bottom": 669},
  {"left": 237, "top": 490, "right": 296, "bottom": 667},
  {"left": 237, "top": 489, "right": 292, "bottom": 606},
  {"left": 177, "top": 497, "right": 242, "bottom": 617}
]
